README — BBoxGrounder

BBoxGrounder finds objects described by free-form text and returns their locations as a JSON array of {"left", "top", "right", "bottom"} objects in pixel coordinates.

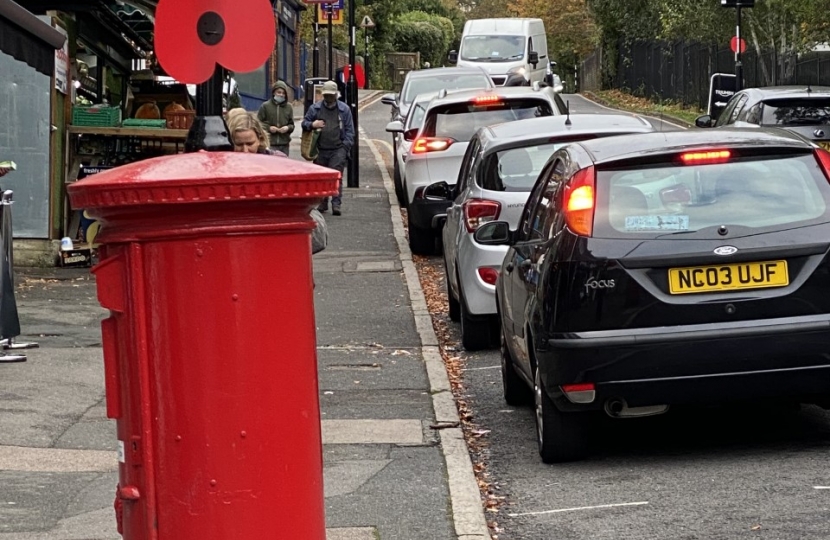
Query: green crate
[
  {"left": 121, "top": 119, "right": 168, "bottom": 129},
  {"left": 72, "top": 106, "right": 121, "bottom": 127}
]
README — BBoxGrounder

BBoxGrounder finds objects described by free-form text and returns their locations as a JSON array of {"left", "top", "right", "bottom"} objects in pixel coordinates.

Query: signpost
[
  {"left": 707, "top": 73, "right": 737, "bottom": 120},
  {"left": 720, "top": 0, "right": 755, "bottom": 91},
  {"left": 360, "top": 15, "right": 375, "bottom": 90},
  {"left": 347, "top": 0, "right": 359, "bottom": 187}
]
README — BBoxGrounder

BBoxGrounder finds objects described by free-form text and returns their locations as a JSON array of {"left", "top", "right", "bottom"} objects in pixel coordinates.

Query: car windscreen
[
  {"left": 761, "top": 98, "right": 830, "bottom": 126},
  {"left": 403, "top": 75, "right": 491, "bottom": 105},
  {"left": 479, "top": 143, "right": 563, "bottom": 191},
  {"left": 423, "top": 99, "right": 553, "bottom": 142},
  {"left": 460, "top": 35, "right": 524, "bottom": 62},
  {"left": 593, "top": 153, "right": 830, "bottom": 239}
]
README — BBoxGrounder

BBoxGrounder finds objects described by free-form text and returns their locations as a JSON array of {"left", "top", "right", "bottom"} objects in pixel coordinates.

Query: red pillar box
[{"left": 68, "top": 152, "right": 339, "bottom": 540}]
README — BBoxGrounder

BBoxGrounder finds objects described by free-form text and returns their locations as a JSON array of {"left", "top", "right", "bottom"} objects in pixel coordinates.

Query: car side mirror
[
  {"left": 448, "top": 50, "right": 458, "bottom": 64},
  {"left": 474, "top": 221, "right": 512, "bottom": 246},
  {"left": 550, "top": 61, "right": 557, "bottom": 71},
  {"left": 381, "top": 93, "right": 397, "bottom": 106},
  {"left": 403, "top": 128, "right": 418, "bottom": 142},
  {"left": 386, "top": 120, "right": 404, "bottom": 133},
  {"left": 423, "top": 181, "right": 453, "bottom": 201},
  {"left": 695, "top": 115, "right": 714, "bottom": 128},
  {"left": 528, "top": 51, "right": 539, "bottom": 67},
  {"left": 553, "top": 83, "right": 564, "bottom": 93}
]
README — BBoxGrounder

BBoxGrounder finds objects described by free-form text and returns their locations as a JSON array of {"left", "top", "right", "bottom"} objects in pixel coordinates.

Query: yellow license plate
[
  {"left": 668, "top": 260, "right": 789, "bottom": 294},
  {"left": 819, "top": 141, "right": 830, "bottom": 151}
]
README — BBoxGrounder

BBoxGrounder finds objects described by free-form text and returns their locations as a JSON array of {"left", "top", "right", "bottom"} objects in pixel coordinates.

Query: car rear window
[
  {"left": 479, "top": 143, "right": 562, "bottom": 191},
  {"left": 761, "top": 98, "right": 830, "bottom": 126},
  {"left": 594, "top": 154, "right": 830, "bottom": 239},
  {"left": 424, "top": 99, "right": 553, "bottom": 142},
  {"left": 403, "top": 75, "right": 491, "bottom": 104}
]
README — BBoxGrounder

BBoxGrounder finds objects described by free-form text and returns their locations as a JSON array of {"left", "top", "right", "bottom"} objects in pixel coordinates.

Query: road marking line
[
  {"left": 813, "top": 486, "right": 830, "bottom": 489},
  {"left": 570, "top": 94, "right": 688, "bottom": 130},
  {"left": 464, "top": 365, "right": 501, "bottom": 371},
  {"left": 358, "top": 93, "right": 385, "bottom": 112},
  {"left": 508, "top": 501, "right": 649, "bottom": 517}
]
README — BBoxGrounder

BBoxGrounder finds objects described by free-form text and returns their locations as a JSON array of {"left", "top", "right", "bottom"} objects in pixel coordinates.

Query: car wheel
[
  {"left": 501, "top": 329, "right": 532, "bottom": 406},
  {"left": 534, "top": 363, "right": 589, "bottom": 463},
  {"left": 393, "top": 163, "right": 407, "bottom": 207},
  {"left": 407, "top": 211, "right": 435, "bottom": 255},
  {"left": 459, "top": 285, "right": 494, "bottom": 351},
  {"left": 445, "top": 259, "right": 460, "bottom": 322}
]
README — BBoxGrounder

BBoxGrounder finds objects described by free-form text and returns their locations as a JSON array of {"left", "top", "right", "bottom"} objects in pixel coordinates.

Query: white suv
[{"left": 388, "top": 85, "right": 565, "bottom": 255}]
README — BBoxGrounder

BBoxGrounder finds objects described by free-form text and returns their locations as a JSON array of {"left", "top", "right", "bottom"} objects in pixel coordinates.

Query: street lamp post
[
  {"left": 346, "top": 0, "right": 359, "bottom": 187},
  {"left": 327, "top": 3, "right": 334, "bottom": 80},
  {"left": 313, "top": 6, "right": 320, "bottom": 77}
]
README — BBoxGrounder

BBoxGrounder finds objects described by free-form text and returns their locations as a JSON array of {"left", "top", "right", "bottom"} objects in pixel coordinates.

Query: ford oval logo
[{"left": 714, "top": 246, "right": 738, "bottom": 256}]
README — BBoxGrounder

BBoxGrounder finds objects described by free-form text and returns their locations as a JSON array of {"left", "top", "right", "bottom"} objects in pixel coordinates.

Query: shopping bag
[{"left": 301, "top": 129, "right": 321, "bottom": 161}]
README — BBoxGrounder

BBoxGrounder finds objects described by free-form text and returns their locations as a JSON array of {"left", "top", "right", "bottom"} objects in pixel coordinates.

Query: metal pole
[
  {"left": 735, "top": 5, "right": 743, "bottom": 91},
  {"left": 327, "top": 3, "right": 334, "bottom": 80},
  {"left": 364, "top": 29, "right": 370, "bottom": 90},
  {"left": 347, "top": 0, "right": 359, "bottom": 187},
  {"left": 313, "top": 6, "right": 320, "bottom": 78},
  {"left": 196, "top": 66, "right": 225, "bottom": 117}
]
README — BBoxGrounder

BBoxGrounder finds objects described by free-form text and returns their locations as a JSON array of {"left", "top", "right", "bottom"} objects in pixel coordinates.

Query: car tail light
[
  {"left": 816, "top": 148, "right": 830, "bottom": 181},
  {"left": 564, "top": 166, "right": 595, "bottom": 237},
  {"left": 680, "top": 149, "right": 731, "bottom": 165},
  {"left": 473, "top": 94, "right": 501, "bottom": 105},
  {"left": 412, "top": 137, "right": 454, "bottom": 154},
  {"left": 561, "top": 382, "right": 595, "bottom": 404},
  {"left": 463, "top": 199, "right": 501, "bottom": 233},
  {"left": 477, "top": 267, "right": 499, "bottom": 285}
]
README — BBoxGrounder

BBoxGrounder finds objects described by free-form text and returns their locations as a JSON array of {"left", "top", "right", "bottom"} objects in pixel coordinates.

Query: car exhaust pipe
[{"left": 604, "top": 398, "right": 669, "bottom": 418}]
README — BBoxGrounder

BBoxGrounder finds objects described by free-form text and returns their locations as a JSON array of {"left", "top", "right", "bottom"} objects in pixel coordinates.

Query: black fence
[{"left": 581, "top": 40, "right": 830, "bottom": 110}]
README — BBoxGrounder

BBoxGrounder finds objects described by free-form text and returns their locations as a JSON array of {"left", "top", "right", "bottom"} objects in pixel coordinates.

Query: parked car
[
  {"left": 387, "top": 85, "right": 566, "bottom": 255},
  {"left": 481, "top": 128, "right": 830, "bottom": 463},
  {"left": 381, "top": 68, "right": 494, "bottom": 203},
  {"left": 695, "top": 86, "right": 830, "bottom": 151},
  {"left": 432, "top": 114, "right": 653, "bottom": 350},
  {"left": 385, "top": 92, "right": 438, "bottom": 206}
]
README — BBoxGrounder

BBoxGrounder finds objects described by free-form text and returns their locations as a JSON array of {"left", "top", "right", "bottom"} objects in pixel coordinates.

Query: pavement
[{"left": 0, "top": 89, "right": 490, "bottom": 540}]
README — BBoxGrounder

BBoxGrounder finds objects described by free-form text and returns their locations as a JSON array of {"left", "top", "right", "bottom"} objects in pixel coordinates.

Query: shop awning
[{"left": 0, "top": 0, "right": 66, "bottom": 75}]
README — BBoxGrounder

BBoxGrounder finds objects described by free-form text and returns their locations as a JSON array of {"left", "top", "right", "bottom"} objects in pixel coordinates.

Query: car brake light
[
  {"left": 473, "top": 94, "right": 501, "bottom": 105},
  {"left": 477, "top": 267, "right": 499, "bottom": 285},
  {"left": 816, "top": 148, "right": 830, "bottom": 181},
  {"left": 680, "top": 150, "right": 731, "bottom": 165},
  {"left": 463, "top": 199, "right": 501, "bottom": 233},
  {"left": 412, "top": 137, "right": 454, "bottom": 154},
  {"left": 564, "top": 166, "right": 595, "bottom": 237},
  {"left": 561, "top": 382, "right": 595, "bottom": 404}
]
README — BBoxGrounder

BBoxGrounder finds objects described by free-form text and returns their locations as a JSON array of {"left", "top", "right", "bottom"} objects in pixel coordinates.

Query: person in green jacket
[{"left": 257, "top": 81, "right": 295, "bottom": 156}]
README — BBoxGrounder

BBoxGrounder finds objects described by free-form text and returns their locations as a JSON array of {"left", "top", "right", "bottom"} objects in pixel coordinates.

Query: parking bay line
[{"left": 508, "top": 501, "right": 649, "bottom": 517}]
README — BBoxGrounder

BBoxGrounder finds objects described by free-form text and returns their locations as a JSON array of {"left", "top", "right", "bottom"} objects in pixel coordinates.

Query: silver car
[
  {"left": 437, "top": 114, "right": 654, "bottom": 350},
  {"left": 388, "top": 85, "right": 567, "bottom": 255}
]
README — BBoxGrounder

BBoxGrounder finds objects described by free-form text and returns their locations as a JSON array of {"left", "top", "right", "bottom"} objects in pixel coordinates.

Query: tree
[{"left": 392, "top": 12, "right": 450, "bottom": 66}]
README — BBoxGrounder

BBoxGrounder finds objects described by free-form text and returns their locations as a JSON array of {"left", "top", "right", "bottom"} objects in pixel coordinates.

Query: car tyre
[
  {"left": 534, "top": 363, "right": 589, "bottom": 463},
  {"left": 501, "top": 330, "right": 532, "bottom": 406},
  {"left": 393, "top": 163, "right": 407, "bottom": 207},
  {"left": 445, "top": 260, "right": 460, "bottom": 322},
  {"left": 459, "top": 285, "right": 494, "bottom": 351}
]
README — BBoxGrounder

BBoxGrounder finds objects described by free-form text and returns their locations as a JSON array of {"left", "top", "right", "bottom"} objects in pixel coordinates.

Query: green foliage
[{"left": 392, "top": 17, "right": 447, "bottom": 66}]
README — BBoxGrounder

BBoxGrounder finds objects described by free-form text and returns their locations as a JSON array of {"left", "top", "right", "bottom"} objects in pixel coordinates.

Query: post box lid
[{"left": 67, "top": 152, "right": 340, "bottom": 210}]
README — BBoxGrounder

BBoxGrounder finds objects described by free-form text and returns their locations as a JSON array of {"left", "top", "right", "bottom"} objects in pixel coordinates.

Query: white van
[{"left": 449, "top": 18, "right": 548, "bottom": 87}]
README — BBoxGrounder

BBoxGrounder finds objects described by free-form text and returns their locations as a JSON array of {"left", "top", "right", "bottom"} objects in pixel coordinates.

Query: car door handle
[{"left": 505, "top": 262, "right": 514, "bottom": 273}]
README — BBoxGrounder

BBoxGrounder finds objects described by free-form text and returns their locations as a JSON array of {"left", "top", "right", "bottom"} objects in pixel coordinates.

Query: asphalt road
[{"left": 361, "top": 93, "right": 830, "bottom": 540}]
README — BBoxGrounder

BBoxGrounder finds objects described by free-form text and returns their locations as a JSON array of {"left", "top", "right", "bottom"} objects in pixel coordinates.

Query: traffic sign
[
  {"left": 730, "top": 36, "right": 747, "bottom": 54},
  {"left": 360, "top": 15, "right": 375, "bottom": 28}
]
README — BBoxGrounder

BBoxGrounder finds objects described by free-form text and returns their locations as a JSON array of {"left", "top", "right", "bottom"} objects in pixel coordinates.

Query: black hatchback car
[
  {"left": 696, "top": 86, "right": 830, "bottom": 152},
  {"left": 479, "top": 128, "right": 830, "bottom": 463}
]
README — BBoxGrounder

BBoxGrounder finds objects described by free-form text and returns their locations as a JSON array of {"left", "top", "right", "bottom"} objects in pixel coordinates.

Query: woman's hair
[
  {"left": 225, "top": 107, "right": 248, "bottom": 123},
  {"left": 227, "top": 112, "right": 268, "bottom": 151}
]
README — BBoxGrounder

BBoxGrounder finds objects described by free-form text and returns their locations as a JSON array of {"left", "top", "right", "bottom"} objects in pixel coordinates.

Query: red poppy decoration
[{"left": 154, "top": 0, "right": 276, "bottom": 84}]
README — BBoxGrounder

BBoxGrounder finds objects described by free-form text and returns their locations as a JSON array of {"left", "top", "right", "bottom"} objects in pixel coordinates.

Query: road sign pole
[
  {"left": 313, "top": 6, "right": 320, "bottom": 78},
  {"left": 327, "top": 3, "right": 334, "bottom": 80},
  {"left": 364, "top": 29, "right": 370, "bottom": 90},
  {"left": 735, "top": 5, "right": 743, "bottom": 91},
  {"left": 347, "top": 0, "right": 359, "bottom": 188}
]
